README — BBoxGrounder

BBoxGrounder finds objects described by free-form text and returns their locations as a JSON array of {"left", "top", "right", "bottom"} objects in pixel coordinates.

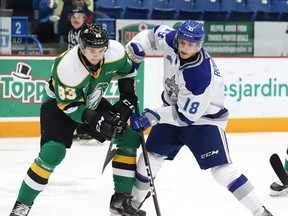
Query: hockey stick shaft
[
  {"left": 270, "top": 153, "right": 288, "bottom": 186},
  {"left": 135, "top": 105, "right": 162, "bottom": 216}
]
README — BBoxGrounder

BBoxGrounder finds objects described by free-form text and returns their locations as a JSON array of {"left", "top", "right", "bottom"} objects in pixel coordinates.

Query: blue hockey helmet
[{"left": 176, "top": 20, "right": 205, "bottom": 46}]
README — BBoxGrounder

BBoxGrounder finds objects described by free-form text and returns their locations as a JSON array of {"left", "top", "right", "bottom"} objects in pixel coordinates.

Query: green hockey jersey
[{"left": 44, "top": 40, "right": 136, "bottom": 123}]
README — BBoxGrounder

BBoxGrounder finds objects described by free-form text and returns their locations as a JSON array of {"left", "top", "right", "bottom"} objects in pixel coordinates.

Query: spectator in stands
[
  {"left": 58, "top": 0, "right": 94, "bottom": 52},
  {"left": 67, "top": 6, "right": 86, "bottom": 49},
  {"left": 35, "top": 0, "right": 60, "bottom": 43}
]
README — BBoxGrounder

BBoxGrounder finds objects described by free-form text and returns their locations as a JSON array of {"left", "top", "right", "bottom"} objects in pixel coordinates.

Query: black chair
[
  {"left": 124, "top": 6, "right": 150, "bottom": 19},
  {"left": 97, "top": 6, "right": 123, "bottom": 19},
  {"left": 151, "top": 8, "right": 177, "bottom": 20},
  {"left": 202, "top": 10, "right": 229, "bottom": 21},
  {"left": 254, "top": 11, "right": 281, "bottom": 21},
  {"left": 177, "top": 9, "right": 203, "bottom": 20},
  {"left": 228, "top": 10, "right": 255, "bottom": 21}
]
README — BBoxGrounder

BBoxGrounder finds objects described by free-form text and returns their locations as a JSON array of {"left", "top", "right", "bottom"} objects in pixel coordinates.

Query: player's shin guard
[
  {"left": 113, "top": 128, "right": 141, "bottom": 194},
  {"left": 211, "top": 164, "right": 265, "bottom": 214},
  {"left": 132, "top": 152, "right": 165, "bottom": 206},
  {"left": 16, "top": 141, "right": 66, "bottom": 207},
  {"left": 112, "top": 148, "right": 137, "bottom": 194}
]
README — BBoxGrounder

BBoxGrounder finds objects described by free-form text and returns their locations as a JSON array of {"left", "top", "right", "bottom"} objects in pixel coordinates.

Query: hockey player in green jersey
[{"left": 10, "top": 23, "right": 145, "bottom": 216}]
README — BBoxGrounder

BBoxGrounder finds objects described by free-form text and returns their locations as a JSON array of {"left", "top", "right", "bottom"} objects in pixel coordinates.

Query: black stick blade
[
  {"left": 270, "top": 153, "right": 288, "bottom": 186},
  {"left": 101, "top": 148, "right": 117, "bottom": 174}
]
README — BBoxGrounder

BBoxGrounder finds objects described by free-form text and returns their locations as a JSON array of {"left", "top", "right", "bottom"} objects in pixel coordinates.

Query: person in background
[
  {"left": 270, "top": 146, "right": 288, "bottom": 196},
  {"left": 67, "top": 6, "right": 86, "bottom": 49},
  {"left": 126, "top": 20, "right": 273, "bottom": 216},
  {"left": 58, "top": 0, "right": 94, "bottom": 52},
  {"left": 9, "top": 23, "right": 145, "bottom": 216},
  {"left": 35, "top": 0, "right": 60, "bottom": 43}
]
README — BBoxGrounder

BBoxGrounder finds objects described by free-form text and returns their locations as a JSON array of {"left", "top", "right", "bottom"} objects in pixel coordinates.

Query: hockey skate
[
  {"left": 10, "top": 201, "right": 31, "bottom": 216},
  {"left": 131, "top": 191, "right": 151, "bottom": 210},
  {"left": 254, "top": 206, "right": 273, "bottom": 216},
  {"left": 270, "top": 181, "right": 288, "bottom": 197},
  {"left": 110, "top": 193, "right": 146, "bottom": 216}
]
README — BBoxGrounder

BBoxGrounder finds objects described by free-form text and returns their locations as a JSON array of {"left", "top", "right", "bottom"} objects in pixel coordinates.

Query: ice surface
[{"left": 1, "top": 132, "right": 288, "bottom": 216}]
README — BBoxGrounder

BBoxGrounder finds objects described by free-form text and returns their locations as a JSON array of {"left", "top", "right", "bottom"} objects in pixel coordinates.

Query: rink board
[
  {"left": 1, "top": 117, "right": 288, "bottom": 137},
  {"left": 0, "top": 56, "right": 287, "bottom": 137}
]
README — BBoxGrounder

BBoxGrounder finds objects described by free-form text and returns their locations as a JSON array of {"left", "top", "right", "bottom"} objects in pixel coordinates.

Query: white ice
[{"left": 1, "top": 132, "right": 288, "bottom": 216}]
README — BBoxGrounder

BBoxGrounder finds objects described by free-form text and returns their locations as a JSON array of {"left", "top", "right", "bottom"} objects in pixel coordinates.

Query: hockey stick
[
  {"left": 135, "top": 105, "right": 162, "bottom": 216},
  {"left": 270, "top": 153, "right": 288, "bottom": 186},
  {"left": 101, "top": 128, "right": 117, "bottom": 174}
]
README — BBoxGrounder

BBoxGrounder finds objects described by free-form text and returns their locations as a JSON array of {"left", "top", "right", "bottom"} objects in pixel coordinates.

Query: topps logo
[
  {"left": 0, "top": 62, "right": 46, "bottom": 103},
  {"left": 201, "top": 150, "right": 219, "bottom": 159}
]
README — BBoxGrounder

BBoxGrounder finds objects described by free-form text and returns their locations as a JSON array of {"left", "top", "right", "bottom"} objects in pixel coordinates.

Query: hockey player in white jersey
[{"left": 126, "top": 20, "right": 273, "bottom": 216}]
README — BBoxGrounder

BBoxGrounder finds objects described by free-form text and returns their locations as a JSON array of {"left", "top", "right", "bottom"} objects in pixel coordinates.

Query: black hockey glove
[
  {"left": 112, "top": 93, "right": 138, "bottom": 123},
  {"left": 82, "top": 108, "right": 126, "bottom": 140},
  {"left": 76, "top": 124, "right": 106, "bottom": 143}
]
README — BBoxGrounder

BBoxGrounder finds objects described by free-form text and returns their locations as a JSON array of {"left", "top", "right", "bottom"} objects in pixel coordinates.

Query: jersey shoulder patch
[
  {"left": 182, "top": 60, "right": 212, "bottom": 95},
  {"left": 104, "top": 40, "right": 125, "bottom": 63},
  {"left": 165, "top": 30, "right": 177, "bottom": 50},
  {"left": 57, "top": 46, "right": 89, "bottom": 87}
]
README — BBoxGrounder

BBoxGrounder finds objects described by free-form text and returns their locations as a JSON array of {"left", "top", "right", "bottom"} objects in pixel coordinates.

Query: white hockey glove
[{"left": 125, "top": 42, "right": 146, "bottom": 69}]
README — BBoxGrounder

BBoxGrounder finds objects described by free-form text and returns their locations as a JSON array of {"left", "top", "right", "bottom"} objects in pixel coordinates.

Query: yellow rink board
[{"left": 0, "top": 118, "right": 288, "bottom": 137}]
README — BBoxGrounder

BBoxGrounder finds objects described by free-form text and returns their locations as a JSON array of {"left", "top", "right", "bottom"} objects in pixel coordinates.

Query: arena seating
[
  {"left": 177, "top": 9, "right": 203, "bottom": 20},
  {"left": 95, "top": 0, "right": 288, "bottom": 21},
  {"left": 97, "top": 6, "right": 124, "bottom": 19},
  {"left": 254, "top": 11, "right": 281, "bottom": 21},
  {"left": 124, "top": 6, "right": 150, "bottom": 19},
  {"left": 228, "top": 10, "right": 255, "bottom": 21}
]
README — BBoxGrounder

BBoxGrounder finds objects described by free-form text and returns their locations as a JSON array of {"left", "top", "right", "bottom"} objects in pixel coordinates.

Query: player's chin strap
[{"left": 135, "top": 104, "right": 162, "bottom": 216}]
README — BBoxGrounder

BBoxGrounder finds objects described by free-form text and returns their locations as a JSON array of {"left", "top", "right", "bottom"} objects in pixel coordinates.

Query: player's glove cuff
[{"left": 130, "top": 108, "right": 160, "bottom": 131}]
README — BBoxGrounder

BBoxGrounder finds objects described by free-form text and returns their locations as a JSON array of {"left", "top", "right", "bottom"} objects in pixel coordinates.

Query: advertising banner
[
  {"left": 0, "top": 57, "right": 51, "bottom": 118},
  {"left": 254, "top": 22, "right": 288, "bottom": 56},
  {"left": 0, "top": 56, "right": 144, "bottom": 137},
  {"left": 216, "top": 58, "right": 288, "bottom": 118},
  {"left": 204, "top": 21, "right": 254, "bottom": 56},
  {"left": 0, "top": 16, "right": 12, "bottom": 54}
]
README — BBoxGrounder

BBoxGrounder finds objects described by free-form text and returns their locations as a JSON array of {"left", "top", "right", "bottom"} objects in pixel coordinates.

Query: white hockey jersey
[{"left": 128, "top": 25, "right": 229, "bottom": 129}]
